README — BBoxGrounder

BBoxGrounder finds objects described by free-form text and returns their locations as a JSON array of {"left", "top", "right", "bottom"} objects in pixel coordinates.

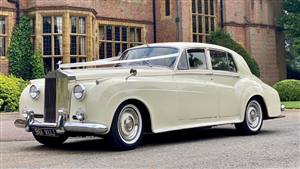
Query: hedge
[
  {"left": 207, "top": 31, "right": 260, "bottom": 77},
  {"left": 0, "top": 74, "right": 27, "bottom": 112},
  {"left": 273, "top": 79, "right": 300, "bottom": 101}
]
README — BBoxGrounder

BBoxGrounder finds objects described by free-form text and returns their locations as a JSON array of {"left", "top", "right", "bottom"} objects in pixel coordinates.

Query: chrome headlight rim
[
  {"left": 29, "top": 85, "right": 40, "bottom": 100},
  {"left": 73, "top": 84, "right": 86, "bottom": 101}
]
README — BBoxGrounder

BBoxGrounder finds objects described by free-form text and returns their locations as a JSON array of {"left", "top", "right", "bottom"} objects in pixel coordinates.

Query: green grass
[{"left": 282, "top": 101, "right": 300, "bottom": 109}]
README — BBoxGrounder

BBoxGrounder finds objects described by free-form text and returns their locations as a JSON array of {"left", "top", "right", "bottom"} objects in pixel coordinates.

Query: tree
[
  {"left": 207, "top": 30, "right": 260, "bottom": 77},
  {"left": 278, "top": 0, "right": 300, "bottom": 79},
  {"left": 7, "top": 15, "right": 44, "bottom": 80},
  {"left": 32, "top": 51, "right": 45, "bottom": 79}
]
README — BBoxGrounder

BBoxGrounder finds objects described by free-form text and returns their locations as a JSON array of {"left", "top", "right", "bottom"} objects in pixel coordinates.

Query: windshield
[{"left": 118, "top": 47, "right": 179, "bottom": 68}]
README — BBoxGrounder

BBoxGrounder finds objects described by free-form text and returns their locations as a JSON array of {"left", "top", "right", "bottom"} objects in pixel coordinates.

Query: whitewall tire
[
  {"left": 107, "top": 103, "right": 143, "bottom": 150},
  {"left": 235, "top": 100, "right": 263, "bottom": 135}
]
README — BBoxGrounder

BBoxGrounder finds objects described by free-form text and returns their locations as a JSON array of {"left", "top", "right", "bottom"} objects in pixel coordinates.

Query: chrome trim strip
[
  {"left": 174, "top": 70, "right": 213, "bottom": 75},
  {"left": 212, "top": 71, "right": 240, "bottom": 78},
  {"left": 64, "top": 122, "right": 108, "bottom": 134},
  {"left": 31, "top": 122, "right": 57, "bottom": 128},
  {"left": 14, "top": 119, "right": 27, "bottom": 128}
]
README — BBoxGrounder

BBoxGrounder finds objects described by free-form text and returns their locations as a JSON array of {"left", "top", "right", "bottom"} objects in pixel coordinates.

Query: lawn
[{"left": 282, "top": 101, "right": 300, "bottom": 109}]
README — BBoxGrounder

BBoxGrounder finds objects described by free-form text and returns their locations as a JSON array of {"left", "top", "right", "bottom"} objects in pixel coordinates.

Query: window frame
[
  {"left": 165, "top": 0, "right": 171, "bottom": 16},
  {"left": 186, "top": 48, "right": 209, "bottom": 70},
  {"left": 70, "top": 16, "right": 87, "bottom": 63},
  {"left": 99, "top": 24, "right": 144, "bottom": 59},
  {"left": 42, "top": 15, "right": 63, "bottom": 71},
  {"left": 176, "top": 47, "right": 210, "bottom": 71},
  {"left": 209, "top": 49, "right": 239, "bottom": 73},
  {"left": 0, "top": 16, "right": 7, "bottom": 57},
  {"left": 191, "top": 0, "right": 217, "bottom": 43}
]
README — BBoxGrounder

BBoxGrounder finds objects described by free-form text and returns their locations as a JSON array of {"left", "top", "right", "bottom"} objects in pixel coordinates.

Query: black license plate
[{"left": 32, "top": 127, "right": 58, "bottom": 137}]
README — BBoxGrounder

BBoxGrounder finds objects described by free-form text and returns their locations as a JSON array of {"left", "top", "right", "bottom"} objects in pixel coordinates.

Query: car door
[
  {"left": 174, "top": 48, "right": 218, "bottom": 122},
  {"left": 209, "top": 49, "right": 241, "bottom": 117}
]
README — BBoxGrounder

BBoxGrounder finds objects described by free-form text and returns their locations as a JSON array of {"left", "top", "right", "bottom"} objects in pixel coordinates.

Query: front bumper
[{"left": 14, "top": 110, "right": 108, "bottom": 135}]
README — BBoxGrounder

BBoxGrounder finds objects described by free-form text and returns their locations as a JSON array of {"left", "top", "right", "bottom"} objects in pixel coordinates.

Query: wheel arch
[
  {"left": 247, "top": 95, "right": 269, "bottom": 120},
  {"left": 113, "top": 98, "right": 153, "bottom": 133}
]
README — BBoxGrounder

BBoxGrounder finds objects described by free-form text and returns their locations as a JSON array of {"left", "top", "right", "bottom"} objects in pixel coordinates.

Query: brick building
[{"left": 0, "top": 0, "right": 285, "bottom": 84}]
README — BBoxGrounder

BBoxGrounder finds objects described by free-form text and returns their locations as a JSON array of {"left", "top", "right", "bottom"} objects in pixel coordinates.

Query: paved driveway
[{"left": 0, "top": 110, "right": 299, "bottom": 168}]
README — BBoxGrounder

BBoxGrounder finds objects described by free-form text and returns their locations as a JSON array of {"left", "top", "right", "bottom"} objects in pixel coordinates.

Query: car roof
[
  {"left": 131, "top": 42, "right": 236, "bottom": 53},
  {"left": 130, "top": 42, "right": 251, "bottom": 75}
]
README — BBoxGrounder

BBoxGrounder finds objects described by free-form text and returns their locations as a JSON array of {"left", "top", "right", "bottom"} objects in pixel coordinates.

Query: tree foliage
[
  {"left": 207, "top": 31, "right": 260, "bottom": 77},
  {"left": 7, "top": 15, "right": 44, "bottom": 80},
  {"left": 278, "top": 0, "right": 300, "bottom": 79}
]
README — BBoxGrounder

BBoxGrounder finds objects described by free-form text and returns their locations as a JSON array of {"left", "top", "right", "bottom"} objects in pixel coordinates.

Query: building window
[
  {"left": 192, "top": 0, "right": 217, "bottom": 42},
  {"left": 42, "top": 16, "right": 63, "bottom": 72},
  {"left": 0, "top": 17, "right": 6, "bottom": 57},
  {"left": 99, "top": 25, "right": 143, "bottom": 59},
  {"left": 70, "top": 16, "right": 87, "bottom": 63},
  {"left": 165, "top": 0, "right": 170, "bottom": 16}
]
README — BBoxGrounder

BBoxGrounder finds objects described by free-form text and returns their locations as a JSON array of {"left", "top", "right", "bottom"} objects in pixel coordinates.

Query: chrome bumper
[
  {"left": 281, "top": 104, "right": 285, "bottom": 112},
  {"left": 14, "top": 110, "right": 108, "bottom": 135}
]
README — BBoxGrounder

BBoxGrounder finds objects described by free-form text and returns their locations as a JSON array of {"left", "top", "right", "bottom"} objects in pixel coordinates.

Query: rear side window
[
  {"left": 187, "top": 49, "right": 207, "bottom": 70},
  {"left": 210, "top": 50, "right": 237, "bottom": 72}
]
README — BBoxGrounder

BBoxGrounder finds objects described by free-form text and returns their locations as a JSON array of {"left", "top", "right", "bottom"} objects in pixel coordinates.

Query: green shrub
[
  {"left": 0, "top": 74, "right": 28, "bottom": 111},
  {"left": 273, "top": 79, "right": 300, "bottom": 101},
  {"left": 207, "top": 31, "right": 260, "bottom": 77}
]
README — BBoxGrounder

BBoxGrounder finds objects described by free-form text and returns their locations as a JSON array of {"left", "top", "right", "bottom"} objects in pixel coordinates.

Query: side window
[
  {"left": 227, "top": 53, "right": 237, "bottom": 72},
  {"left": 177, "top": 52, "right": 188, "bottom": 70},
  {"left": 210, "top": 50, "right": 237, "bottom": 72},
  {"left": 187, "top": 49, "right": 207, "bottom": 70}
]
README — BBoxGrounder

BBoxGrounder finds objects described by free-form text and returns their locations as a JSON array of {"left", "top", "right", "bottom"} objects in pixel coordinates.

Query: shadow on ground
[{"left": 23, "top": 126, "right": 278, "bottom": 153}]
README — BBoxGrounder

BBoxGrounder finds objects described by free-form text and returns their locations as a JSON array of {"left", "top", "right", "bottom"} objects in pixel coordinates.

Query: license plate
[{"left": 32, "top": 127, "right": 58, "bottom": 137}]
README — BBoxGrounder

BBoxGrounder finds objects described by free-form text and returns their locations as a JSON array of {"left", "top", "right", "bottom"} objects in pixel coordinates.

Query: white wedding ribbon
[{"left": 59, "top": 53, "right": 179, "bottom": 69}]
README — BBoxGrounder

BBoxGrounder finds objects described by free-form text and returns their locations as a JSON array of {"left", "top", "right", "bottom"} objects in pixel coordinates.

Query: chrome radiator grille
[
  {"left": 44, "top": 72, "right": 57, "bottom": 123},
  {"left": 44, "top": 71, "right": 71, "bottom": 123}
]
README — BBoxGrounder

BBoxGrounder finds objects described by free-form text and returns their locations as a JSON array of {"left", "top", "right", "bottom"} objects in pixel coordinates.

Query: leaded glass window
[
  {"left": 42, "top": 16, "right": 63, "bottom": 72},
  {"left": 70, "top": 16, "right": 87, "bottom": 63},
  {"left": 99, "top": 24, "right": 143, "bottom": 59},
  {"left": 0, "top": 17, "right": 6, "bottom": 57},
  {"left": 191, "top": 0, "right": 217, "bottom": 43}
]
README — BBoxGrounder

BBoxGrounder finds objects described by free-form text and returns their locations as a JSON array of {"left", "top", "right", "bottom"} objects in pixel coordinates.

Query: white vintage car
[{"left": 15, "top": 42, "right": 284, "bottom": 150}]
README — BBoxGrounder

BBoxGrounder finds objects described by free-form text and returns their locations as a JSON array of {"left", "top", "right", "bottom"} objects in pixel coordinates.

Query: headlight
[
  {"left": 73, "top": 84, "right": 86, "bottom": 100},
  {"left": 29, "top": 85, "right": 40, "bottom": 100}
]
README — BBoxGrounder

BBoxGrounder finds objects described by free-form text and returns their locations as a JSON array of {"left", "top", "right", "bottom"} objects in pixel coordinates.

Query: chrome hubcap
[
  {"left": 117, "top": 104, "right": 142, "bottom": 144},
  {"left": 246, "top": 101, "right": 262, "bottom": 131}
]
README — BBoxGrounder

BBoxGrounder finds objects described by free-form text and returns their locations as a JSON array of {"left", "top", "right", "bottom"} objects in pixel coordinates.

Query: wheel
[
  {"left": 33, "top": 134, "right": 68, "bottom": 146},
  {"left": 107, "top": 104, "right": 143, "bottom": 150},
  {"left": 235, "top": 100, "right": 263, "bottom": 135}
]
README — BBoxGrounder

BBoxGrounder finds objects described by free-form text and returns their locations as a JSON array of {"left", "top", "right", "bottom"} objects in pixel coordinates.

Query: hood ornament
[{"left": 57, "top": 60, "right": 62, "bottom": 70}]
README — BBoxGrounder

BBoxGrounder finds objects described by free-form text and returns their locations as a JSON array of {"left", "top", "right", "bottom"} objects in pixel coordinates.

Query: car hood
[{"left": 59, "top": 67, "right": 173, "bottom": 81}]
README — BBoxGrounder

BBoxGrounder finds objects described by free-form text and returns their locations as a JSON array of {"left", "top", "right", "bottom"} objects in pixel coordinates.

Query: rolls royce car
[{"left": 15, "top": 42, "right": 284, "bottom": 150}]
